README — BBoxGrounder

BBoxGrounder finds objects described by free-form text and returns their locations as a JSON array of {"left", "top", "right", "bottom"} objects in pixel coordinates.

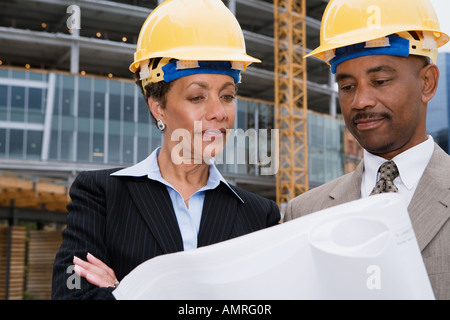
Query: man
[{"left": 284, "top": 0, "right": 450, "bottom": 299}]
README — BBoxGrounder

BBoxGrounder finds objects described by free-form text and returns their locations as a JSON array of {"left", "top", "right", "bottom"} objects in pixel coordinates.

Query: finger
[
  {"left": 86, "top": 253, "right": 116, "bottom": 278},
  {"left": 86, "top": 253, "right": 110, "bottom": 270},
  {"left": 85, "top": 271, "right": 112, "bottom": 288},
  {"left": 73, "top": 256, "right": 106, "bottom": 277},
  {"left": 73, "top": 256, "right": 97, "bottom": 272},
  {"left": 73, "top": 264, "right": 88, "bottom": 278},
  {"left": 74, "top": 255, "right": 117, "bottom": 287},
  {"left": 74, "top": 261, "right": 115, "bottom": 288},
  {"left": 73, "top": 256, "right": 89, "bottom": 269}
]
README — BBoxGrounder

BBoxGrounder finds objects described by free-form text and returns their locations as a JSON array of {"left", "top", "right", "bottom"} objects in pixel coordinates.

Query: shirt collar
[
  {"left": 111, "top": 147, "right": 244, "bottom": 203},
  {"left": 363, "top": 136, "right": 435, "bottom": 193}
]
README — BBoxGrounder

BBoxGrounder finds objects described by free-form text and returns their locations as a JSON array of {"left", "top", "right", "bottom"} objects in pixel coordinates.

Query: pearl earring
[{"left": 156, "top": 119, "right": 165, "bottom": 131}]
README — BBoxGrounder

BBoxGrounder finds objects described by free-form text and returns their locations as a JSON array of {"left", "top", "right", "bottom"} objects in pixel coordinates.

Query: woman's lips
[{"left": 202, "top": 128, "right": 226, "bottom": 140}]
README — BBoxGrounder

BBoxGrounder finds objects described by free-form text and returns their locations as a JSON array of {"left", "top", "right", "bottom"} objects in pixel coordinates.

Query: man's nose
[{"left": 352, "top": 85, "right": 377, "bottom": 110}]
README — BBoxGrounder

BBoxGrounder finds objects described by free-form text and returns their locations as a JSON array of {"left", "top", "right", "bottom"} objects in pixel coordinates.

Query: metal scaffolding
[{"left": 274, "top": 0, "right": 309, "bottom": 207}]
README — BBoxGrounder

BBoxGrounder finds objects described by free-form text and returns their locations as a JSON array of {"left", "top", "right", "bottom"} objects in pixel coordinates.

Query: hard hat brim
[
  {"left": 305, "top": 28, "right": 449, "bottom": 62},
  {"left": 130, "top": 50, "right": 261, "bottom": 73}
]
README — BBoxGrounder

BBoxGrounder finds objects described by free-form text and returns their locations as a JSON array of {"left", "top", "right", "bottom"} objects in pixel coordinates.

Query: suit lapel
[
  {"left": 325, "top": 145, "right": 450, "bottom": 251},
  {"left": 125, "top": 178, "right": 184, "bottom": 254},
  {"left": 197, "top": 183, "right": 238, "bottom": 247},
  {"left": 328, "top": 146, "right": 450, "bottom": 251},
  {"left": 328, "top": 161, "right": 364, "bottom": 204},
  {"left": 408, "top": 145, "right": 450, "bottom": 251}
]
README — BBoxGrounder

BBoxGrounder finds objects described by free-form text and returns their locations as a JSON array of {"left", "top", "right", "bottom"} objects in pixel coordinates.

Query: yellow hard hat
[
  {"left": 129, "top": 0, "right": 260, "bottom": 77},
  {"left": 306, "top": 0, "right": 449, "bottom": 67}
]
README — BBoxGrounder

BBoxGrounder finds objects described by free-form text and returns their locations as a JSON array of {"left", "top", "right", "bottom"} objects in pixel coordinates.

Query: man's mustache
[{"left": 352, "top": 112, "right": 391, "bottom": 123}]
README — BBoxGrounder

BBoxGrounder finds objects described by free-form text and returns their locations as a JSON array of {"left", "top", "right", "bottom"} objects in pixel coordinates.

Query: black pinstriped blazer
[{"left": 52, "top": 168, "right": 280, "bottom": 299}]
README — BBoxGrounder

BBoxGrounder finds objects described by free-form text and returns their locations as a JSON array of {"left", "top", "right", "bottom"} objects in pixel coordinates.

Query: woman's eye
[
  {"left": 222, "top": 94, "right": 235, "bottom": 102},
  {"left": 189, "top": 96, "right": 204, "bottom": 102}
]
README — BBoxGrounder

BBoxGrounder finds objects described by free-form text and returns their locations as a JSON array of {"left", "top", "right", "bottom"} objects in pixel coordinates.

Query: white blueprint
[{"left": 113, "top": 193, "right": 434, "bottom": 300}]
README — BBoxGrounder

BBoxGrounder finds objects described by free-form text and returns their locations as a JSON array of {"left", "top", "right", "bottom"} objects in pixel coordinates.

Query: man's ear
[
  {"left": 147, "top": 96, "right": 165, "bottom": 122},
  {"left": 420, "top": 63, "right": 439, "bottom": 104}
]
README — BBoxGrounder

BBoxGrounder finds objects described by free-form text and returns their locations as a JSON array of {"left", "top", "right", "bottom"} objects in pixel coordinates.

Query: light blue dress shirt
[{"left": 111, "top": 147, "right": 243, "bottom": 251}]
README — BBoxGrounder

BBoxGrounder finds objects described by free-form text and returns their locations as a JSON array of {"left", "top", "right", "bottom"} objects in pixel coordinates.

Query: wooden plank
[
  {"left": 0, "top": 177, "right": 34, "bottom": 191},
  {"left": 0, "top": 226, "right": 26, "bottom": 300},
  {"left": 0, "top": 227, "right": 7, "bottom": 300},
  {"left": 26, "top": 229, "right": 63, "bottom": 300},
  {"left": 0, "top": 174, "right": 70, "bottom": 212},
  {"left": 35, "top": 182, "right": 67, "bottom": 195}
]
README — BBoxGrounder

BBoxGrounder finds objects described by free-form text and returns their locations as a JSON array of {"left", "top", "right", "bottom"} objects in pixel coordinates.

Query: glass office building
[{"left": 428, "top": 52, "right": 450, "bottom": 153}]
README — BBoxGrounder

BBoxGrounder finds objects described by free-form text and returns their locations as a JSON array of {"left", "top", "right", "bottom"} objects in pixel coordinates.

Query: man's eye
[
  {"left": 340, "top": 84, "right": 354, "bottom": 92},
  {"left": 373, "top": 79, "right": 391, "bottom": 86}
]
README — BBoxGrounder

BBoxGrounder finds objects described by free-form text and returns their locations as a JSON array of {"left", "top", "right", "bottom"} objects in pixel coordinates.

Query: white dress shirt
[
  {"left": 361, "top": 136, "right": 435, "bottom": 206},
  {"left": 111, "top": 147, "right": 243, "bottom": 251}
]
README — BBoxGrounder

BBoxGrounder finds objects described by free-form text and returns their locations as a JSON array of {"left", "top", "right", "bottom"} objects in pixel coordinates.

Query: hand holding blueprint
[{"left": 113, "top": 193, "right": 434, "bottom": 300}]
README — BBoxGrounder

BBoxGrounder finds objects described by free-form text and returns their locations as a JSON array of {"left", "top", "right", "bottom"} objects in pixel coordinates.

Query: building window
[
  {"left": 9, "top": 129, "right": 24, "bottom": 158},
  {"left": 10, "top": 86, "right": 25, "bottom": 122},
  {"left": 26, "top": 130, "right": 43, "bottom": 160},
  {"left": 0, "top": 128, "right": 5, "bottom": 156}
]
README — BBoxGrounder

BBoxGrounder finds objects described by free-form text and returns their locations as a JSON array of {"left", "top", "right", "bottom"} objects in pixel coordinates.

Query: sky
[{"left": 430, "top": 0, "right": 450, "bottom": 52}]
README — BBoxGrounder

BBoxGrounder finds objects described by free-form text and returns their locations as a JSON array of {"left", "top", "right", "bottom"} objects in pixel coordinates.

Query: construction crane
[{"left": 274, "top": 0, "right": 309, "bottom": 210}]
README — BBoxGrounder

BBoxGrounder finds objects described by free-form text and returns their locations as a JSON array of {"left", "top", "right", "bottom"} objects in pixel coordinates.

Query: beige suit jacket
[{"left": 285, "top": 143, "right": 450, "bottom": 300}]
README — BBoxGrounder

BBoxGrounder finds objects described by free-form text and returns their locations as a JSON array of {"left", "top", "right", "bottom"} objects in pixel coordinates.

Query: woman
[{"left": 52, "top": 0, "right": 280, "bottom": 300}]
